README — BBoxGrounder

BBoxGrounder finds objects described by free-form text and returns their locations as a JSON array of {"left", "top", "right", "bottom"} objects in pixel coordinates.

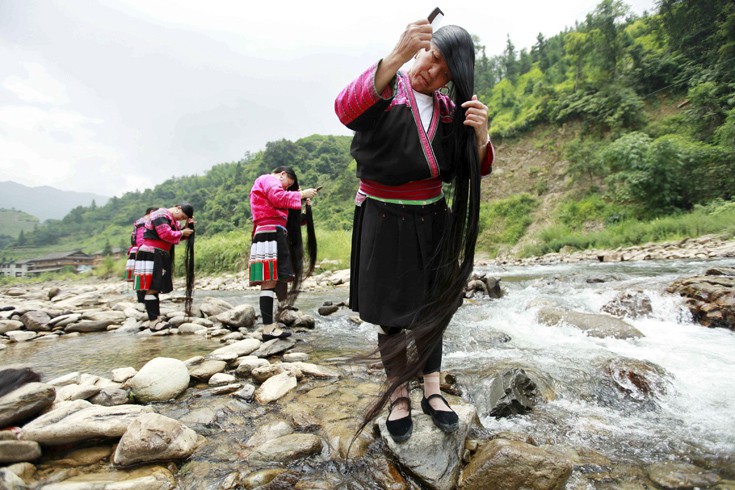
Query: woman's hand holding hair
[
  {"left": 461, "top": 95, "right": 489, "bottom": 145},
  {"left": 300, "top": 188, "right": 318, "bottom": 200},
  {"left": 182, "top": 228, "right": 194, "bottom": 237},
  {"left": 375, "top": 19, "right": 433, "bottom": 94}
]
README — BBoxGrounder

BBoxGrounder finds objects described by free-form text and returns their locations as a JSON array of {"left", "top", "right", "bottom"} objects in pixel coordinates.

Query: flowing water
[{"left": 3, "top": 257, "right": 734, "bottom": 486}]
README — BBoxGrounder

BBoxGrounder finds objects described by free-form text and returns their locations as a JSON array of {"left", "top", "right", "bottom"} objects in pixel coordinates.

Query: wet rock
[
  {"left": 48, "top": 372, "right": 81, "bottom": 387},
  {"left": 40, "top": 465, "right": 177, "bottom": 489},
  {"left": 244, "top": 420, "right": 293, "bottom": 448},
  {"left": 318, "top": 305, "right": 340, "bottom": 316},
  {"left": 376, "top": 403, "right": 477, "bottom": 490},
  {"left": 82, "top": 310, "right": 126, "bottom": 323},
  {"left": 19, "top": 400, "right": 152, "bottom": 445},
  {"left": 111, "top": 367, "right": 137, "bottom": 383},
  {"left": 0, "top": 382, "right": 56, "bottom": 427},
  {"left": 55, "top": 383, "right": 101, "bottom": 402},
  {"left": 210, "top": 338, "right": 261, "bottom": 360},
  {"left": 5, "top": 288, "right": 25, "bottom": 297},
  {"left": 89, "top": 387, "right": 130, "bottom": 406},
  {"left": 200, "top": 298, "right": 234, "bottom": 317},
  {"left": 0, "top": 469, "right": 25, "bottom": 488},
  {"left": 215, "top": 304, "right": 256, "bottom": 330},
  {"left": 209, "top": 373, "right": 237, "bottom": 386},
  {"left": 488, "top": 368, "right": 539, "bottom": 418},
  {"left": 460, "top": 439, "right": 573, "bottom": 490},
  {"left": 537, "top": 307, "right": 643, "bottom": 339},
  {"left": 47, "top": 313, "right": 81, "bottom": 327},
  {"left": 647, "top": 461, "right": 721, "bottom": 489},
  {"left": 251, "top": 364, "right": 287, "bottom": 383},
  {"left": 113, "top": 413, "right": 200, "bottom": 466},
  {"left": 210, "top": 383, "right": 241, "bottom": 395},
  {"left": 0, "top": 440, "right": 41, "bottom": 464},
  {"left": 278, "top": 309, "right": 315, "bottom": 329},
  {"left": 601, "top": 291, "right": 653, "bottom": 318},
  {"left": 484, "top": 277, "right": 503, "bottom": 298},
  {"left": 44, "top": 446, "right": 113, "bottom": 467},
  {"left": 248, "top": 433, "right": 322, "bottom": 465},
  {"left": 5, "top": 330, "right": 37, "bottom": 342},
  {"left": 128, "top": 357, "right": 190, "bottom": 403},
  {"left": 233, "top": 384, "right": 256, "bottom": 401},
  {"left": 47, "top": 287, "right": 61, "bottom": 299},
  {"left": 179, "top": 322, "right": 208, "bottom": 334},
  {"left": 603, "top": 357, "right": 669, "bottom": 401},
  {"left": 186, "top": 357, "right": 227, "bottom": 381},
  {"left": 239, "top": 468, "right": 289, "bottom": 489},
  {"left": 4, "top": 462, "right": 35, "bottom": 481},
  {"left": 283, "top": 352, "right": 309, "bottom": 362},
  {"left": 65, "top": 320, "right": 116, "bottom": 333},
  {"left": 254, "top": 372, "right": 297, "bottom": 404},
  {"left": 667, "top": 272, "right": 735, "bottom": 330},
  {"left": 235, "top": 356, "right": 270, "bottom": 377},
  {"left": 253, "top": 337, "right": 297, "bottom": 358},
  {"left": 0, "top": 319, "right": 23, "bottom": 334},
  {"left": 287, "top": 362, "right": 340, "bottom": 379},
  {"left": 20, "top": 310, "right": 51, "bottom": 332}
]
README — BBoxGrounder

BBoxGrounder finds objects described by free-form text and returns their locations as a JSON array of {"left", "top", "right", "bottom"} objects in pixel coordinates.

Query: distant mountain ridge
[{"left": 0, "top": 181, "right": 109, "bottom": 222}]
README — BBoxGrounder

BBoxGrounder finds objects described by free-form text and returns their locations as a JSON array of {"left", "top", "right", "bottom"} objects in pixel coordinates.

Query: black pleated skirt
[{"left": 349, "top": 197, "right": 449, "bottom": 328}]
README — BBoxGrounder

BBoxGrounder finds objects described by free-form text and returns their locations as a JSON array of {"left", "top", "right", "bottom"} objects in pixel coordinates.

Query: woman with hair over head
[
  {"left": 133, "top": 203, "right": 195, "bottom": 329},
  {"left": 126, "top": 206, "right": 156, "bottom": 303},
  {"left": 335, "top": 19, "right": 494, "bottom": 442},
  {"left": 248, "top": 166, "right": 319, "bottom": 341}
]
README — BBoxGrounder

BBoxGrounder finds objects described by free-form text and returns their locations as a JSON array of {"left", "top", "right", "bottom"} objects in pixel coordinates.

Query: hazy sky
[{"left": 0, "top": 0, "right": 657, "bottom": 197}]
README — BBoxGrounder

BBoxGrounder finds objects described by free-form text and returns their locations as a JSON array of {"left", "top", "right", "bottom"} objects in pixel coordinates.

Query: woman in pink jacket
[{"left": 248, "top": 166, "right": 318, "bottom": 341}]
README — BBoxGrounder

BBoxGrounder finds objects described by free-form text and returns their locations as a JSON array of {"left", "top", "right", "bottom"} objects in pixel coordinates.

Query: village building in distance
[{"left": 0, "top": 251, "right": 97, "bottom": 277}]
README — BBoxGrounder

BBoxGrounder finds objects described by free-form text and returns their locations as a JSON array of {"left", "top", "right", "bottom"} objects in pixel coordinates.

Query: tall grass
[
  {"left": 477, "top": 193, "right": 538, "bottom": 257},
  {"left": 522, "top": 201, "right": 735, "bottom": 257}
]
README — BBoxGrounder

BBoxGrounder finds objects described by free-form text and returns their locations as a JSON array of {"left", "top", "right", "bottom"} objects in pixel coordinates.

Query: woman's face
[
  {"left": 279, "top": 171, "right": 295, "bottom": 190},
  {"left": 409, "top": 44, "right": 452, "bottom": 95}
]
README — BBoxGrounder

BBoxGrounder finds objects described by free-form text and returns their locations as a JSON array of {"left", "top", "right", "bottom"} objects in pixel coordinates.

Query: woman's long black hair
[
  {"left": 175, "top": 203, "right": 195, "bottom": 317},
  {"left": 353, "top": 25, "right": 482, "bottom": 446},
  {"left": 272, "top": 166, "right": 317, "bottom": 307}
]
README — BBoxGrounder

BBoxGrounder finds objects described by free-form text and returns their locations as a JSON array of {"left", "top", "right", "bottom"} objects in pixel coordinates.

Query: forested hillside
[{"left": 3, "top": 0, "right": 734, "bottom": 271}]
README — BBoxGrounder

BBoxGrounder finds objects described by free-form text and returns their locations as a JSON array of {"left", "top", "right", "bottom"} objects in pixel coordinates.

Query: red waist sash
[{"left": 359, "top": 178, "right": 442, "bottom": 201}]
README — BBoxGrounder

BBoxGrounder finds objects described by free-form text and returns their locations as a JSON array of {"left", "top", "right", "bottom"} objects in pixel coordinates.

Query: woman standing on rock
[
  {"left": 133, "top": 204, "right": 195, "bottom": 329},
  {"left": 335, "top": 17, "right": 493, "bottom": 442},
  {"left": 248, "top": 166, "right": 319, "bottom": 341},
  {"left": 126, "top": 207, "right": 156, "bottom": 304}
]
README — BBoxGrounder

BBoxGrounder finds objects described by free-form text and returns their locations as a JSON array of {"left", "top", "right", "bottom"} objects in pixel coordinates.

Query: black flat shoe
[
  {"left": 262, "top": 330, "right": 292, "bottom": 342},
  {"left": 386, "top": 396, "right": 413, "bottom": 443},
  {"left": 421, "top": 394, "right": 459, "bottom": 433}
]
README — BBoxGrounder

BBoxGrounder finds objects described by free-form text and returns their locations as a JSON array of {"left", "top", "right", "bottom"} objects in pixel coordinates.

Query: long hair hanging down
[
  {"left": 272, "top": 166, "right": 318, "bottom": 307},
  {"left": 178, "top": 203, "right": 196, "bottom": 317},
  {"left": 354, "top": 25, "right": 482, "bottom": 442}
]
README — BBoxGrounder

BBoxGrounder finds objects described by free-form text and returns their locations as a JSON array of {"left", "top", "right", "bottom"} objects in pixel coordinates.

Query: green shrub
[{"left": 477, "top": 193, "right": 538, "bottom": 256}]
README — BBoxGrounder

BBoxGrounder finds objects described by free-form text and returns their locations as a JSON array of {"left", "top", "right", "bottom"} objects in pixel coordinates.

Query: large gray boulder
[
  {"left": 460, "top": 439, "right": 573, "bottom": 490},
  {"left": 667, "top": 270, "right": 735, "bottom": 330},
  {"left": 19, "top": 400, "right": 152, "bottom": 445},
  {"left": 375, "top": 402, "right": 477, "bottom": 490},
  {"left": 0, "top": 440, "right": 41, "bottom": 464},
  {"left": 113, "top": 413, "right": 200, "bottom": 466},
  {"left": 209, "top": 338, "right": 261, "bottom": 360},
  {"left": 254, "top": 372, "right": 297, "bottom": 404},
  {"left": 199, "top": 298, "right": 234, "bottom": 318},
  {"left": 128, "top": 357, "right": 190, "bottom": 403},
  {"left": 20, "top": 310, "right": 51, "bottom": 332},
  {"left": 248, "top": 433, "right": 322, "bottom": 465},
  {"left": 0, "top": 382, "right": 56, "bottom": 427},
  {"left": 537, "top": 307, "right": 643, "bottom": 339},
  {"left": 214, "top": 304, "right": 256, "bottom": 329}
]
